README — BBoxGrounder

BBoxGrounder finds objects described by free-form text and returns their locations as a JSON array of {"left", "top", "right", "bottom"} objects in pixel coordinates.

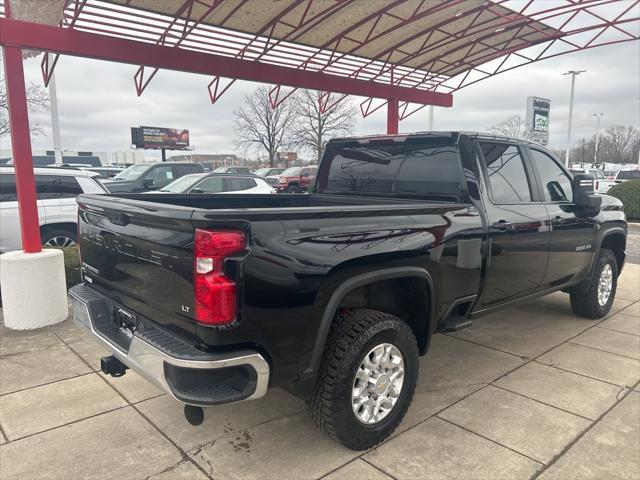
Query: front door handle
[{"left": 492, "top": 220, "right": 512, "bottom": 231}]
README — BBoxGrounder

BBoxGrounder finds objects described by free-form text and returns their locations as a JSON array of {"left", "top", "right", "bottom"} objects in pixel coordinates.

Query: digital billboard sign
[{"left": 131, "top": 126, "right": 190, "bottom": 150}]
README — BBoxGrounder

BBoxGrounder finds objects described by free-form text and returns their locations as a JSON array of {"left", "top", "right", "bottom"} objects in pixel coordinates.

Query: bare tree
[
  {"left": 233, "top": 86, "right": 297, "bottom": 167},
  {"left": 488, "top": 115, "right": 533, "bottom": 141},
  {"left": 604, "top": 125, "right": 639, "bottom": 163},
  {"left": 566, "top": 125, "right": 640, "bottom": 165},
  {"left": 0, "top": 78, "right": 50, "bottom": 138},
  {"left": 291, "top": 90, "right": 357, "bottom": 163}
]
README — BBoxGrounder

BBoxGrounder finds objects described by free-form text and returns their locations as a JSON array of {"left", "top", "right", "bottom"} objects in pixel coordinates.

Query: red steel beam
[
  {"left": 2, "top": 46, "right": 42, "bottom": 252},
  {"left": 387, "top": 99, "right": 399, "bottom": 134},
  {"left": 0, "top": 18, "right": 453, "bottom": 107}
]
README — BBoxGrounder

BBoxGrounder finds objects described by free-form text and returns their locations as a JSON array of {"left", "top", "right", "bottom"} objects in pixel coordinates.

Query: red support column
[
  {"left": 3, "top": 46, "right": 42, "bottom": 253},
  {"left": 387, "top": 98, "right": 399, "bottom": 134}
]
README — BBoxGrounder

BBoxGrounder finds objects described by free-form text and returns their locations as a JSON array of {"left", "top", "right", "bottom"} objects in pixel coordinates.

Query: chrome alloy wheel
[
  {"left": 352, "top": 343, "right": 405, "bottom": 425},
  {"left": 597, "top": 263, "right": 613, "bottom": 307},
  {"left": 44, "top": 236, "right": 76, "bottom": 248}
]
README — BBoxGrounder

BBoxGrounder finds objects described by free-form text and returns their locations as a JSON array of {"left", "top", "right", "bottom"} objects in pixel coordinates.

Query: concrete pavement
[{"left": 0, "top": 264, "right": 638, "bottom": 479}]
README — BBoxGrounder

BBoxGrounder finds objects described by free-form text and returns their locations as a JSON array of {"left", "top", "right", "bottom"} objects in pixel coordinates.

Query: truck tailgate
[{"left": 77, "top": 195, "right": 198, "bottom": 337}]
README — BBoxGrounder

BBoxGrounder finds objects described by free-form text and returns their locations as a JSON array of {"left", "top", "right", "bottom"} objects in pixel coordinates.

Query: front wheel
[
  {"left": 287, "top": 184, "right": 300, "bottom": 193},
  {"left": 308, "top": 309, "right": 419, "bottom": 450},
  {"left": 570, "top": 249, "right": 618, "bottom": 319}
]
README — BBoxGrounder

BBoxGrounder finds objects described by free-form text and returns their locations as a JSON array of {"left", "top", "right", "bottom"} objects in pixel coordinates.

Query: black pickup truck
[{"left": 69, "top": 132, "right": 626, "bottom": 450}]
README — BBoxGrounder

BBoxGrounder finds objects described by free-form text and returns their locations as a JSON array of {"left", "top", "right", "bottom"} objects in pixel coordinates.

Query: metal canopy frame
[{"left": 0, "top": 0, "right": 638, "bottom": 253}]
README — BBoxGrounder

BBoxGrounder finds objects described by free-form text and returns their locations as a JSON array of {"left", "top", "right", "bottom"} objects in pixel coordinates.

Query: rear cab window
[{"left": 316, "top": 138, "right": 464, "bottom": 202}]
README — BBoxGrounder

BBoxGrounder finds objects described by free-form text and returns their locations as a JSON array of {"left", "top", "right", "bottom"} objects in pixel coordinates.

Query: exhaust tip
[{"left": 184, "top": 405, "right": 204, "bottom": 426}]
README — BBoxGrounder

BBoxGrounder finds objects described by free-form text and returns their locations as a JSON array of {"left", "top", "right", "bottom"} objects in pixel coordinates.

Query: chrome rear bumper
[{"left": 68, "top": 284, "right": 270, "bottom": 407}]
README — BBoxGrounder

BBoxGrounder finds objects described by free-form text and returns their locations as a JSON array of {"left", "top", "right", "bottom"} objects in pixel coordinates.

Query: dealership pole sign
[
  {"left": 525, "top": 97, "right": 550, "bottom": 146},
  {"left": 130, "top": 126, "right": 190, "bottom": 150}
]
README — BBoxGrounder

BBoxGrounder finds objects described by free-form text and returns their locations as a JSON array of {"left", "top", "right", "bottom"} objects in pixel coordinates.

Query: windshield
[
  {"left": 213, "top": 167, "right": 227, "bottom": 173},
  {"left": 254, "top": 168, "right": 271, "bottom": 176},
  {"left": 159, "top": 174, "right": 205, "bottom": 192},
  {"left": 112, "top": 164, "right": 151, "bottom": 181},
  {"left": 618, "top": 170, "right": 640, "bottom": 179},
  {"left": 316, "top": 140, "right": 462, "bottom": 201},
  {"left": 281, "top": 167, "right": 301, "bottom": 176}
]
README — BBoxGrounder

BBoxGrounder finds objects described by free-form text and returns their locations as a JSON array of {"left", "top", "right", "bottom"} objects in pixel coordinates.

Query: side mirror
[
  {"left": 142, "top": 178, "right": 155, "bottom": 189},
  {"left": 573, "top": 173, "right": 602, "bottom": 214},
  {"left": 190, "top": 188, "right": 204, "bottom": 194}
]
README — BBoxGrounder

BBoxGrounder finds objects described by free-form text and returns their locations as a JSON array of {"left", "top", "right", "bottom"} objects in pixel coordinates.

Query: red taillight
[{"left": 194, "top": 229, "right": 246, "bottom": 326}]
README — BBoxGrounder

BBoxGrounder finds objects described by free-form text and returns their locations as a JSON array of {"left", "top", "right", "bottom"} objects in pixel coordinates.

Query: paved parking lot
[{"left": 1, "top": 260, "right": 638, "bottom": 479}]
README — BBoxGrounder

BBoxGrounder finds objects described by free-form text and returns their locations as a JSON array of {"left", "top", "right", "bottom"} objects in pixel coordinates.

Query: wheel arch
[
  {"left": 302, "top": 267, "right": 435, "bottom": 381},
  {"left": 40, "top": 222, "right": 78, "bottom": 236},
  {"left": 599, "top": 229, "right": 626, "bottom": 273}
]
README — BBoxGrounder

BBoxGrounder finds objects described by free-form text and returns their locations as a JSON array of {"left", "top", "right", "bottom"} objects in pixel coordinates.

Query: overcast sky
[{"left": 1, "top": 39, "right": 638, "bottom": 161}]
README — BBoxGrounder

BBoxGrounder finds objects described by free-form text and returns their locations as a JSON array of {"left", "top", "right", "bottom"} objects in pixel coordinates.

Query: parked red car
[{"left": 275, "top": 165, "right": 318, "bottom": 193}]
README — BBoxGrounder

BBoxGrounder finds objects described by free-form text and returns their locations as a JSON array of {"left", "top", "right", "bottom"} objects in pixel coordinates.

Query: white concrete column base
[{"left": 0, "top": 249, "right": 68, "bottom": 330}]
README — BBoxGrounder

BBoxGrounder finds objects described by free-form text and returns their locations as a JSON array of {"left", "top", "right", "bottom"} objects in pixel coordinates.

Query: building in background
[
  {"left": 0, "top": 149, "right": 109, "bottom": 166},
  {"left": 110, "top": 150, "right": 147, "bottom": 165},
  {"left": 525, "top": 96, "right": 551, "bottom": 146},
  {"left": 277, "top": 151, "right": 298, "bottom": 166},
  {"left": 168, "top": 153, "right": 240, "bottom": 170}
]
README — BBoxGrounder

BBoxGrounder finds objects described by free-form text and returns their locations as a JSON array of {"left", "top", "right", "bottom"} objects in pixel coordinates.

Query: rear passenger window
[
  {"left": 223, "top": 177, "right": 256, "bottom": 192},
  {"left": 530, "top": 149, "right": 573, "bottom": 202},
  {"left": 35, "top": 175, "right": 82, "bottom": 199},
  {"left": 194, "top": 177, "right": 223, "bottom": 193},
  {"left": 0, "top": 174, "right": 17, "bottom": 201},
  {"left": 480, "top": 143, "right": 532, "bottom": 203},
  {"left": 144, "top": 166, "right": 174, "bottom": 188}
]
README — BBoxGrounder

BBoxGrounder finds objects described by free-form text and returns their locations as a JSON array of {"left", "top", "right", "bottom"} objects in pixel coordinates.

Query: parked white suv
[
  {"left": 0, "top": 166, "right": 107, "bottom": 253},
  {"left": 570, "top": 168, "right": 616, "bottom": 194}
]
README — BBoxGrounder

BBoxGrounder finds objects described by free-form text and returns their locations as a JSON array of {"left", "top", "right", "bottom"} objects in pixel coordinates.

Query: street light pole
[
  {"left": 593, "top": 113, "right": 604, "bottom": 167},
  {"left": 48, "top": 72, "right": 63, "bottom": 166},
  {"left": 563, "top": 70, "right": 586, "bottom": 167}
]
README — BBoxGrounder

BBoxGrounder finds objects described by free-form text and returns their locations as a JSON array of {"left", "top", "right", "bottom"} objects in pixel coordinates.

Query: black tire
[
  {"left": 570, "top": 249, "right": 618, "bottom": 319},
  {"left": 308, "top": 308, "right": 419, "bottom": 450},
  {"left": 41, "top": 228, "right": 77, "bottom": 248},
  {"left": 287, "top": 184, "right": 300, "bottom": 193}
]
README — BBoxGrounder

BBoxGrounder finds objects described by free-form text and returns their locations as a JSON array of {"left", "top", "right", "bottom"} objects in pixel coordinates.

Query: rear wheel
[
  {"left": 570, "top": 249, "right": 618, "bottom": 319},
  {"left": 308, "top": 309, "right": 419, "bottom": 450},
  {"left": 42, "top": 228, "right": 77, "bottom": 248}
]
